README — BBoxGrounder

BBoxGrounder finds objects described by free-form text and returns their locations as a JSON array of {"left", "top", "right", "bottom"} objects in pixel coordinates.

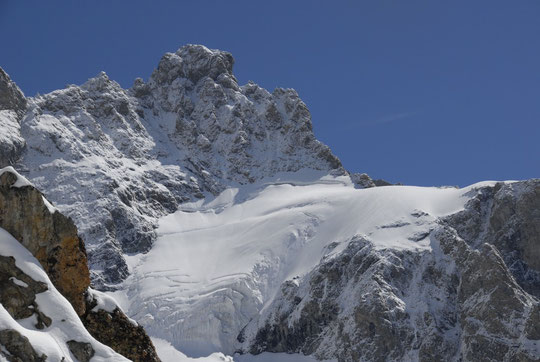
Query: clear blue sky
[{"left": 1, "top": 1, "right": 538, "bottom": 186}]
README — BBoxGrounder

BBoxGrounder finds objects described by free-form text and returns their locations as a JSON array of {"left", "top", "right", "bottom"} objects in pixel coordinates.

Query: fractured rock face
[
  {"left": 0, "top": 168, "right": 90, "bottom": 315},
  {"left": 447, "top": 180, "right": 540, "bottom": 297},
  {"left": 0, "top": 68, "right": 26, "bottom": 117},
  {"left": 240, "top": 182, "right": 540, "bottom": 361},
  {"left": 0, "top": 68, "right": 26, "bottom": 169},
  {"left": 82, "top": 294, "right": 160, "bottom": 362},
  {"left": 435, "top": 227, "right": 539, "bottom": 361},
  {"left": 152, "top": 44, "right": 234, "bottom": 85},
  {"left": 239, "top": 237, "right": 455, "bottom": 361}
]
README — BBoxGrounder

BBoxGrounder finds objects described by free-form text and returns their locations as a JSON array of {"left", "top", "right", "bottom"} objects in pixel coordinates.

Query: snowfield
[{"left": 110, "top": 170, "right": 498, "bottom": 358}]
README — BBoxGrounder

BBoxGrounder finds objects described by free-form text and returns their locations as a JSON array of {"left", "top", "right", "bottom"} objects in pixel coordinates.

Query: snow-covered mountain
[
  {"left": 1, "top": 45, "right": 539, "bottom": 361},
  {"left": 1, "top": 45, "right": 342, "bottom": 289}
]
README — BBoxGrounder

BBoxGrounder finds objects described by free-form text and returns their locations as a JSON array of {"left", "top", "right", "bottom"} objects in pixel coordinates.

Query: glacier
[{"left": 110, "top": 171, "right": 499, "bottom": 356}]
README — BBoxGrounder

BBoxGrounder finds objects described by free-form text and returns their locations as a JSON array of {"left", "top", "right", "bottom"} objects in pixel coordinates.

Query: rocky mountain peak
[
  {"left": 151, "top": 44, "right": 235, "bottom": 85},
  {"left": 0, "top": 45, "right": 344, "bottom": 289},
  {"left": 0, "top": 67, "right": 27, "bottom": 117},
  {"left": 80, "top": 71, "right": 120, "bottom": 92}
]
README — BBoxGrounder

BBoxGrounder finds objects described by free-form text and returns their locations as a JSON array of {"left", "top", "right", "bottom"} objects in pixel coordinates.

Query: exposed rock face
[
  {"left": 350, "top": 173, "right": 401, "bottom": 188},
  {"left": 240, "top": 237, "right": 443, "bottom": 361},
  {"left": 447, "top": 180, "right": 540, "bottom": 297},
  {"left": 0, "top": 68, "right": 26, "bottom": 117},
  {"left": 0, "top": 168, "right": 90, "bottom": 315},
  {"left": 0, "top": 69, "right": 26, "bottom": 168},
  {"left": 0, "top": 225, "right": 130, "bottom": 361},
  {"left": 0, "top": 167, "right": 160, "bottom": 361},
  {"left": 83, "top": 295, "right": 161, "bottom": 362},
  {"left": 240, "top": 181, "right": 540, "bottom": 361},
  {"left": 0, "top": 45, "right": 343, "bottom": 288},
  {"left": 436, "top": 227, "right": 539, "bottom": 362},
  {"left": 350, "top": 173, "right": 376, "bottom": 188}
]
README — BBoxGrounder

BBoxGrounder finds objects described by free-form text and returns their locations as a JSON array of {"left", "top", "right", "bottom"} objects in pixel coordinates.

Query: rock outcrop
[
  {"left": 0, "top": 68, "right": 26, "bottom": 117},
  {"left": 0, "top": 255, "right": 51, "bottom": 330},
  {"left": 351, "top": 173, "right": 401, "bottom": 188},
  {"left": 447, "top": 180, "right": 540, "bottom": 297},
  {"left": 240, "top": 181, "right": 540, "bottom": 361},
  {"left": 436, "top": 226, "right": 539, "bottom": 361},
  {"left": 0, "top": 227, "right": 129, "bottom": 361},
  {"left": 0, "top": 167, "right": 89, "bottom": 315},
  {"left": 66, "top": 340, "right": 95, "bottom": 362},
  {"left": 0, "top": 167, "right": 160, "bottom": 361},
  {"left": 83, "top": 294, "right": 161, "bottom": 362}
]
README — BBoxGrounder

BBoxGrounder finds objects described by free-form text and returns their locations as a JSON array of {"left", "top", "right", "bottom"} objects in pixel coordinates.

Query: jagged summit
[
  {"left": 0, "top": 45, "right": 345, "bottom": 288},
  {"left": 80, "top": 71, "right": 119, "bottom": 91},
  {"left": 151, "top": 44, "right": 235, "bottom": 85}
]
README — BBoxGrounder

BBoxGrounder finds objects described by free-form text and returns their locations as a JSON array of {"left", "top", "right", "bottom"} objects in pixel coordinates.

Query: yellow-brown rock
[{"left": 0, "top": 170, "right": 90, "bottom": 315}]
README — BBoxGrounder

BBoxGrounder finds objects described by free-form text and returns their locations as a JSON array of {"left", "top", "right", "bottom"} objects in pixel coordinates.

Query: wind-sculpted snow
[
  {"left": 0, "top": 44, "right": 342, "bottom": 288},
  {"left": 109, "top": 173, "right": 495, "bottom": 356}
]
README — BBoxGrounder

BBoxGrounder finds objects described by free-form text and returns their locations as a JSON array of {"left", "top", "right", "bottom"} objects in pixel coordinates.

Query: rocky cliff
[
  {"left": 238, "top": 180, "right": 540, "bottom": 361},
  {"left": 0, "top": 167, "right": 90, "bottom": 315},
  {"left": 0, "top": 167, "right": 159, "bottom": 361}
]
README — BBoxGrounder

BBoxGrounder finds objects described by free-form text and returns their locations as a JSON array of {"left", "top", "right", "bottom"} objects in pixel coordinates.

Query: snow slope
[
  {"left": 111, "top": 171, "right": 497, "bottom": 356},
  {"left": 0, "top": 227, "right": 128, "bottom": 361},
  {"left": 152, "top": 336, "right": 332, "bottom": 362}
]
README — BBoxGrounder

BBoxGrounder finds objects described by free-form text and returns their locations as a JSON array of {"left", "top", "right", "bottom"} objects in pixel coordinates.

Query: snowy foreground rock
[
  {"left": 0, "top": 167, "right": 160, "bottom": 361},
  {"left": 1, "top": 45, "right": 539, "bottom": 361}
]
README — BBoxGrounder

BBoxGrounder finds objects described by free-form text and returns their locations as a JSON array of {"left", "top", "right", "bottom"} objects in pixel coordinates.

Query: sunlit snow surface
[
  {"left": 111, "top": 172, "right": 497, "bottom": 358},
  {"left": 152, "top": 337, "right": 334, "bottom": 362}
]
